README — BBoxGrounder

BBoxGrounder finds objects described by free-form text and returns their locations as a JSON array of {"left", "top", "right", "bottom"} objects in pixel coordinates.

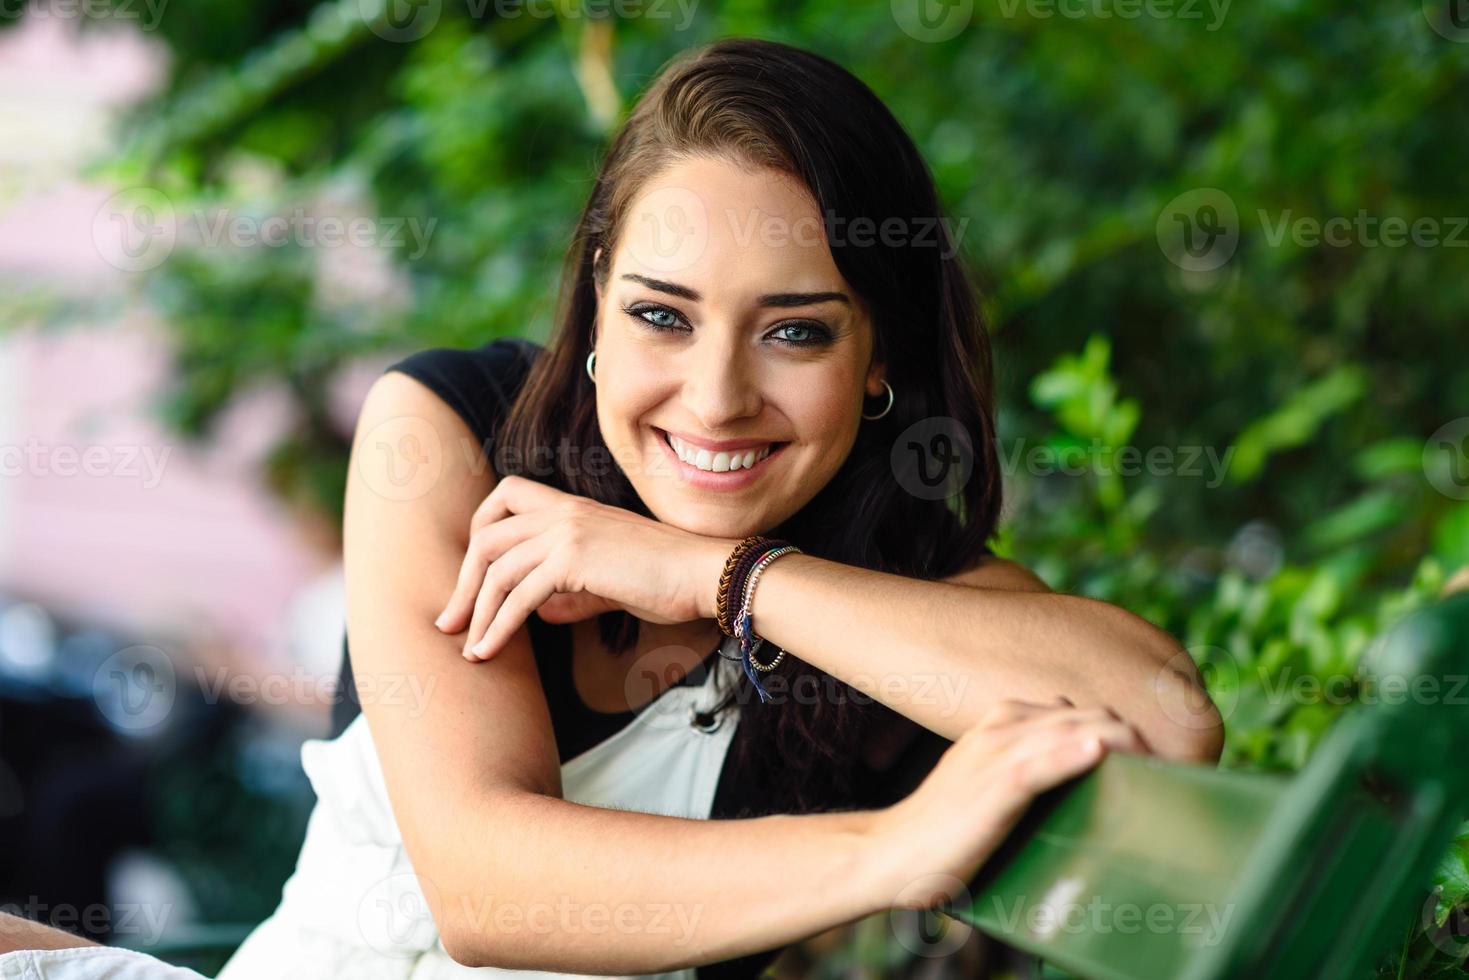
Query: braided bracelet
[
  {"left": 733, "top": 543, "right": 802, "bottom": 702},
  {"left": 715, "top": 535, "right": 771, "bottom": 636}
]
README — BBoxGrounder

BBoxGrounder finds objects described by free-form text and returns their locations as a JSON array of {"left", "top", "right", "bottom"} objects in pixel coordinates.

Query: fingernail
[{"left": 434, "top": 612, "right": 448, "bottom": 629}]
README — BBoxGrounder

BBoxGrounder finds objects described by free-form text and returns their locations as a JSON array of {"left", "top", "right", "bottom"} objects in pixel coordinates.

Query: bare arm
[
  {"left": 345, "top": 372, "right": 896, "bottom": 971},
  {"left": 722, "top": 550, "right": 1224, "bottom": 762},
  {"left": 0, "top": 912, "right": 96, "bottom": 954}
]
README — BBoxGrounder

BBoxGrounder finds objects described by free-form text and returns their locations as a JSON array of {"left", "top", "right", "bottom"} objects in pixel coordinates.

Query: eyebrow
[{"left": 620, "top": 273, "right": 850, "bottom": 308}]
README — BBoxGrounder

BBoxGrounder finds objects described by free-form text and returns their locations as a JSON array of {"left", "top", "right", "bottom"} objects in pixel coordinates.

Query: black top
[{"left": 330, "top": 338, "right": 957, "bottom": 978}]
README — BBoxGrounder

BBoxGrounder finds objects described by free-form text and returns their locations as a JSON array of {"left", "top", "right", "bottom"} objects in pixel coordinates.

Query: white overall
[{"left": 0, "top": 643, "right": 743, "bottom": 980}]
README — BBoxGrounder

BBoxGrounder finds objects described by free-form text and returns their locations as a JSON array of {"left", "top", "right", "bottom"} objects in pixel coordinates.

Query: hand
[
  {"left": 434, "top": 476, "right": 736, "bottom": 660},
  {"left": 864, "top": 697, "right": 1147, "bottom": 910}
]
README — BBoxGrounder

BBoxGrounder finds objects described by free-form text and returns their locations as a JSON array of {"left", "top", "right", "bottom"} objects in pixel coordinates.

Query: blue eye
[
  {"left": 623, "top": 303, "right": 686, "bottom": 332},
  {"left": 770, "top": 321, "right": 832, "bottom": 348}
]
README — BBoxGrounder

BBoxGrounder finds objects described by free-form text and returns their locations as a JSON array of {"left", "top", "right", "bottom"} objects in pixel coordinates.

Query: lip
[
  {"left": 661, "top": 429, "right": 776, "bottom": 453},
  {"left": 653, "top": 427, "right": 788, "bottom": 491}
]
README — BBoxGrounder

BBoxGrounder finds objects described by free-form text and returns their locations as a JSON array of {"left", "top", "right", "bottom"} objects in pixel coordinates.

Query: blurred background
[{"left": 0, "top": 0, "right": 1465, "bottom": 976}]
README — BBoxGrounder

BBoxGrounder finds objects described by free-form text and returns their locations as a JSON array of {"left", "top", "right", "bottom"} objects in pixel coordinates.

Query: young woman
[{"left": 0, "top": 36, "right": 1222, "bottom": 980}]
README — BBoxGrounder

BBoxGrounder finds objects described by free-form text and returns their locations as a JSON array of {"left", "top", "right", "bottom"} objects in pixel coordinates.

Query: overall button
[{"left": 689, "top": 706, "right": 723, "bottom": 734}]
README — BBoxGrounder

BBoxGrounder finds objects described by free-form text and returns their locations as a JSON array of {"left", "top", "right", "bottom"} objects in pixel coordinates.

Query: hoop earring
[
  {"left": 862, "top": 380, "right": 894, "bottom": 420},
  {"left": 585, "top": 350, "right": 596, "bottom": 384}
]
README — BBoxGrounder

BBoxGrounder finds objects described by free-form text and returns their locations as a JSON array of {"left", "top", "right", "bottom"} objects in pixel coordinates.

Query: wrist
[
  {"left": 853, "top": 804, "right": 915, "bottom": 913},
  {"left": 695, "top": 537, "right": 742, "bottom": 621}
]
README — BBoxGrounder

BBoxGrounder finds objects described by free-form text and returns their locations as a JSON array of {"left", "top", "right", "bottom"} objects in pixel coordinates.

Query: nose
[{"left": 680, "top": 335, "right": 763, "bottom": 433}]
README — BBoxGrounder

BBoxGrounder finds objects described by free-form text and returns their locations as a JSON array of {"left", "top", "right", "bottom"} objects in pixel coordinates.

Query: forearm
[
  {"left": 739, "top": 554, "right": 1220, "bottom": 760},
  {"left": 430, "top": 791, "right": 898, "bottom": 972},
  {"left": 0, "top": 911, "right": 97, "bottom": 954}
]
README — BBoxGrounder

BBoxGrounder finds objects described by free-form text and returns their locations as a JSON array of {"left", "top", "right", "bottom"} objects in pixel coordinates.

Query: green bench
[{"left": 946, "top": 591, "right": 1469, "bottom": 979}]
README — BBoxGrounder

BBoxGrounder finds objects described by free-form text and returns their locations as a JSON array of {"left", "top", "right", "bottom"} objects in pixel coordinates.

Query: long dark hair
[{"left": 496, "top": 37, "right": 1001, "bottom": 815}]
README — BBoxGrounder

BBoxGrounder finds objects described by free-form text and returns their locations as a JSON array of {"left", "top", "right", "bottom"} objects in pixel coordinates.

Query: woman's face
[{"left": 592, "top": 154, "right": 886, "bottom": 539}]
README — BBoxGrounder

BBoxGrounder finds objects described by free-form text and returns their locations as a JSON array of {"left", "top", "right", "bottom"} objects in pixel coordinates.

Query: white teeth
[{"left": 666, "top": 433, "right": 775, "bottom": 473}]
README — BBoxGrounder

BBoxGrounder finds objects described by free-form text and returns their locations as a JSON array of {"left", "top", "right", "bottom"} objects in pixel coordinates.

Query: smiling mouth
[{"left": 656, "top": 429, "right": 790, "bottom": 474}]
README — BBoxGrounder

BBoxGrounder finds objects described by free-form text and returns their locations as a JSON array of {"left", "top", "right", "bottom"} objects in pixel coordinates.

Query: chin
[{"left": 644, "top": 497, "right": 771, "bottom": 540}]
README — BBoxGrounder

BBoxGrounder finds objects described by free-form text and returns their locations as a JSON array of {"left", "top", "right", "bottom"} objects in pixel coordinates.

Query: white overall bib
[{"left": 1, "top": 643, "right": 743, "bottom": 980}]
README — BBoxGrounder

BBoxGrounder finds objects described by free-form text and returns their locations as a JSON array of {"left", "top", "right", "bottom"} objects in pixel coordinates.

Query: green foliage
[{"left": 8, "top": 1, "right": 1467, "bottom": 974}]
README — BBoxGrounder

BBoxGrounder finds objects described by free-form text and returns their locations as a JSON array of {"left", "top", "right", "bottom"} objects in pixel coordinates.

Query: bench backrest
[{"left": 947, "top": 592, "right": 1469, "bottom": 980}]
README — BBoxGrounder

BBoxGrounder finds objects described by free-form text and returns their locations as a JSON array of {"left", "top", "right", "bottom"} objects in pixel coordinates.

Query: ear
[
  {"left": 592, "top": 246, "right": 605, "bottom": 299},
  {"left": 865, "top": 360, "right": 888, "bottom": 398}
]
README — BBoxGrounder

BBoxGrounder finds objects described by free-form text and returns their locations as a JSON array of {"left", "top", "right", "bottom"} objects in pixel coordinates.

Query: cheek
[{"left": 790, "top": 385, "right": 861, "bottom": 458}]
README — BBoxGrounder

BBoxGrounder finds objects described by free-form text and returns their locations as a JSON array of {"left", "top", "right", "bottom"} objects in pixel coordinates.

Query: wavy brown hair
[{"left": 495, "top": 37, "right": 1000, "bottom": 815}]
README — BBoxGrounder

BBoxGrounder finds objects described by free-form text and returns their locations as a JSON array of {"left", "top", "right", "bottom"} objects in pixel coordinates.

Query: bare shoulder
[{"left": 345, "top": 369, "right": 561, "bottom": 823}]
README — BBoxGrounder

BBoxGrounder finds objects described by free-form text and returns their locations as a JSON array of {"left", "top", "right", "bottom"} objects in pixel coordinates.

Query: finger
[
  {"left": 473, "top": 562, "right": 560, "bottom": 660},
  {"left": 1005, "top": 727, "right": 1108, "bottom": 799},
  {"left": 437, "top": 512, "right": 548, "bottom": 632},
  {"left": 977, "top": 697, "right": 1070, "bottom": 729},
  {"left": 462, "top": 537, "right": 545, "bottom": 659},
  {"left": 1061, "top": 716, "right": 1149, "bottom": 756},
  {"left": 469, "top": 475, "right": 563, "bottom": 535}
]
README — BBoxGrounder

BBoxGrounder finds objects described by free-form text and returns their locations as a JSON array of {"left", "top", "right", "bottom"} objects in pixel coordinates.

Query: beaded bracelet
[{"left": 733, "top": 543, "right": 802, "bottom": 703}]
